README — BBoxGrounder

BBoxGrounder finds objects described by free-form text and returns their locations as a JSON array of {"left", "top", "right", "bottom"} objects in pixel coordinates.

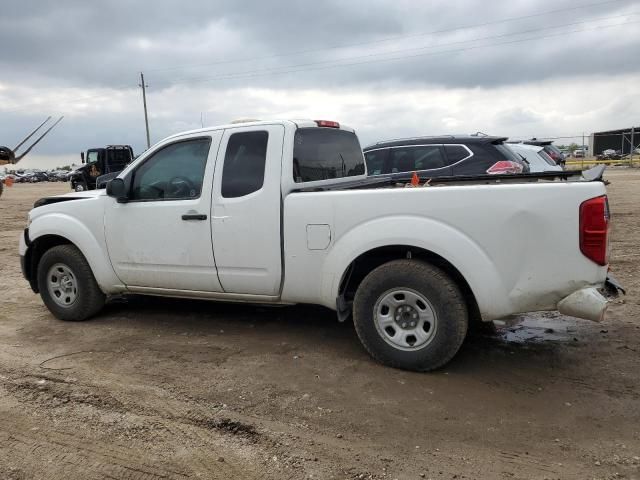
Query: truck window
[
  {"left": 86, "top": 151, "right": 99, "bottom": 163},
  {"left": 221, "top": 131, "right": 268, "bottom": 198},
  {"left": 130, "top": 138, "right": 211, "bottom": 201},
  {"left": 293, "top": 128, "right": 364, "bottom": 183}
]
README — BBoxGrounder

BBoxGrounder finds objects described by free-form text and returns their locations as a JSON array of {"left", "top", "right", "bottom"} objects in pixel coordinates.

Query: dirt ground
[{"left": 0, "top": 172, "right": 639, "bottom": 480}]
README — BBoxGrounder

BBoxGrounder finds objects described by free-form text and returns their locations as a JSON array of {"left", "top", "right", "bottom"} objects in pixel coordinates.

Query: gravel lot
[{"left": 1, "top": 171, "right": 639, "bottom": 480}]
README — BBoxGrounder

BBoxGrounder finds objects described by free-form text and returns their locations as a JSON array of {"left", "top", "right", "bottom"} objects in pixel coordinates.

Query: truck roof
[{"left": 164, "top": 119, "right": 355, "bottom": 142}]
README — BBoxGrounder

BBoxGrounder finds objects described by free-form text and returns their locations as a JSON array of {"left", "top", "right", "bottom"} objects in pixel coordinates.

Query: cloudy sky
[{"left": 1, "top": 0, "right": 639, "bottom": 169}]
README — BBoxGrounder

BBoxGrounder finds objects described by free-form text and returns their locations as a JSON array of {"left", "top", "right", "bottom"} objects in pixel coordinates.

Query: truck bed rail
[{"left": 293, "top": 165, "right": 606, "bottom": 193}]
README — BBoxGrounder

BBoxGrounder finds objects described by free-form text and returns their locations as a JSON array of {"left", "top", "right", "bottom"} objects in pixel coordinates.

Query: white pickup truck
[{"left": 19, "top": 119, "right": 620, "bottom": 371}]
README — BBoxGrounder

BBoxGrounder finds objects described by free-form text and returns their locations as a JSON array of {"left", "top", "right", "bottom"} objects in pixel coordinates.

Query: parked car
[
  {"left": 50, "top": 170, "right": 71, "bottom": 182},
  {"left": 20, "top": 119, "right": 621, "bottom": 372},
  {"left": 363, "top": 135, "right": 529, "bottom": 179},
  {"left": 574, "top": 149, "right": 586, "bottom": 158},
  {"left": 521, "top": 140, "right": 566, "bottom": 167},
  {"left": 507, "top": 144, "right": 562, "bottom": 173},
  {"left": 30, "top": 171, "right": 50, "bottom": 183},
  {"left": 597, "top": 149, "right": 622, "bottom": 161}
]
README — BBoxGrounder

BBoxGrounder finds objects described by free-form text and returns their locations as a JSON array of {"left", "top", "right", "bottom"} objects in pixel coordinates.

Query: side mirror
[
  {"left": 106, "top": 177, "right": 128, "bottom": 203},
  {"left": 80, "top": 152, "right": 85, "bottom": 164}
]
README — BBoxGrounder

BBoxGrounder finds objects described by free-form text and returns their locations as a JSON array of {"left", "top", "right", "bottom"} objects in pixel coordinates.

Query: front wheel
[
  {"left": 37, "top": 244, "right": 105, "bottom": 321},
  {"left": 74, "top": 182, "right": 86, "bottom": 192},
  {"left": 353, "top": 259, "right": 468, "bottom": 371}
]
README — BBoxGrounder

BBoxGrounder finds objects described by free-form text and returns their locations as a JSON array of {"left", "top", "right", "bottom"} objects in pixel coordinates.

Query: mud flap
[{"left": 336, "top": 295, "right": 352, "bottom": 322}]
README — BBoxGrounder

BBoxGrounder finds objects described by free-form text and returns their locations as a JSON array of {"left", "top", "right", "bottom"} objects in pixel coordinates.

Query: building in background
[{"left": 589, "top": 126, "right": 638, "bottom": 156}]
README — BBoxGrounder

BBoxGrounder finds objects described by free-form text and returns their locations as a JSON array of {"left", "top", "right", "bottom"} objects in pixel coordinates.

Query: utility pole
[{"left": 139, "top": 72, "right": 151, "bottom": 149}]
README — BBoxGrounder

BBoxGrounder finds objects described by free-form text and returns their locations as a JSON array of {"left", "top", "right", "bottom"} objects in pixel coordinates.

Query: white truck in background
[{"left": 19, "top": 119, "right": 621, "bottom": 371}]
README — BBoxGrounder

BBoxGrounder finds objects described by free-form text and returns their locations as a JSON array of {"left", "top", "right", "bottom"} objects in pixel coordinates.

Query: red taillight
[
  {"left": 315, "top": 120, "right": 340, "bottom": 128},
  {"left": 579, "top": 195, "right": 609, "bottom": 266},
  {"left": 486, "top": 161, "right": 524, "bottom": 175}
]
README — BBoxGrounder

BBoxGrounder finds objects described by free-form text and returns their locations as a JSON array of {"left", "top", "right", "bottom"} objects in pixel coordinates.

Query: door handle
[{"left": 181, "top": 213, "right": 207, "bottom": 221}]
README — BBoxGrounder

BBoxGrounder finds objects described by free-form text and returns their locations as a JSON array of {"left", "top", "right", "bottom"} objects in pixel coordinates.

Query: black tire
[
  {"left": 353, "top": 259, "right": 468, "bottom": 371},
  {"left": 37, "top": 244, "right": 105, "bottom": 321},
  {"left": 0, "top": 181, "right": 3, "bottom": 198}
]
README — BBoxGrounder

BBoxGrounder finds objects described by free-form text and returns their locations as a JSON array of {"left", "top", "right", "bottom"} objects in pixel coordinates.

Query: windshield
[
  {"left": 86, "top": 150, "right": 99, "bottom": 163},
  {"left": 293, "top": 128, "right": 365, "bottom": 182}
]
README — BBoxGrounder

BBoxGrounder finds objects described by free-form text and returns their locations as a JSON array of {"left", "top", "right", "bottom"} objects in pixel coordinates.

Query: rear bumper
[{"left": 557, "top": 275, "right": 625, "bottom": 322}]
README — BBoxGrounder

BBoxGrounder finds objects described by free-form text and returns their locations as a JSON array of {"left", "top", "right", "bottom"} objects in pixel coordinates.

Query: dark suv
[{"left": 363, "top": 135, "right": 528, "bottom": 179}]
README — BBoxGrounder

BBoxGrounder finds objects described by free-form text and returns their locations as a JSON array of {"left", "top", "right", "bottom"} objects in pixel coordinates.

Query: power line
[
  {"left": 144, "top": 0, "right": 629, "bottom": 74},
  {"left": 154, "top": 16, "right": 640, "bottom": 88},
  {"left": 1, "top": 10, "right": 637, "bottom": 114}
]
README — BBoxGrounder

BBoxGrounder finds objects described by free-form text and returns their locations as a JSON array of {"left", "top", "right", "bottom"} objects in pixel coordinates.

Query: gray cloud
[{"left": 1, "top": 0, "right": 638, "bottom": 89}]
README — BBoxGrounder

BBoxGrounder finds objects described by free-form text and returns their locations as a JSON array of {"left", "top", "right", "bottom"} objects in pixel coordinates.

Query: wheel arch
[
  {"left": 26, "top": 234, "right": 73, "bottom": 292},
  {"left": 322, "top": 216, "right": 508, "bottom": 321},
  {"left": 336, "top": 245, "right": 481, "bottom": 326},
  {"left": 27, "top": 213, "right": 121, "bottom": 294}
]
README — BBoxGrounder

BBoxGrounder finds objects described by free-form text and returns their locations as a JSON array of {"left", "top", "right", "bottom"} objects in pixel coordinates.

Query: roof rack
[{"left": 374, "top": 135, "right": 456, "bottom": 145}]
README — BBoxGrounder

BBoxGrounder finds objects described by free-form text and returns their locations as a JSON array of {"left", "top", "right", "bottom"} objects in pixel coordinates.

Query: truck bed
[{"left": 293, "top": 166, "right": 604, "bottom": 192}]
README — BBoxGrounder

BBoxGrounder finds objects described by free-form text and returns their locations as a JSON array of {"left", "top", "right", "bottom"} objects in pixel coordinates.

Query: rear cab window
[{"left": 293, "top": 128, "right": 365, "bottom": 183}]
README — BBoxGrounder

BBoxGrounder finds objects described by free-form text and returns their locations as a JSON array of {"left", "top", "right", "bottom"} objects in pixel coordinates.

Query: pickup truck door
[
  {"left": 210, "top": 125, "right": 284, "bottom": 296},
  {"left": 104, "top": 132, "right": 224, "bottom": 292}
]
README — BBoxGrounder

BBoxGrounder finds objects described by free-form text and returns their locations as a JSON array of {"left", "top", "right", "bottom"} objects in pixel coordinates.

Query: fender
[
  {"left": 321, "top": 215, "right": 511, "bottom": 321},
  {"left": 28, "top": 213, "right": 123, "bottom": 294}
]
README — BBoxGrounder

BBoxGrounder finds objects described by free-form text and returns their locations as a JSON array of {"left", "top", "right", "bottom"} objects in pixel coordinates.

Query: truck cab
[{"left": 70, "top": 145, "right": 134, "bottom": 191}]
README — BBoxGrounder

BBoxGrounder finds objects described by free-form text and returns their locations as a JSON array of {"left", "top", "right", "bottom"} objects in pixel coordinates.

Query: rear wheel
[
  {"left": 37, "top": 244, "right": 105, "bottom": 321},
  {"left": 353, "top": 259, "right": 468, "bottom": 371}
]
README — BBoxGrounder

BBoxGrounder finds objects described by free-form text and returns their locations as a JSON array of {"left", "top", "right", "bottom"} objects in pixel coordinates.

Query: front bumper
[
  {"left": 557, "top": 274, "right": 625, "bottom": 322},
  {"left": 20, "top": 254, "right": 28, "bottom": 279}
]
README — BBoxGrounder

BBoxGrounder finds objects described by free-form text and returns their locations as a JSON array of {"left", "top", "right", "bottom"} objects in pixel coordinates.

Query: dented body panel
[{"left": 282, "top": 180, "right": 608, "bottom": 320}]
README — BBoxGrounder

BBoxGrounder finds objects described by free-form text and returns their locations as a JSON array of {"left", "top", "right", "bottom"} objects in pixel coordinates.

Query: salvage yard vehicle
[
  {"left": 507, "top": 143, "right": 562, "bottom": 172},
  {"left": 70, "top": 145, "right": 134, "bottom": 192},
  {"left": 363, "top": 135, "right": 529, "bottom": 179},
  {"left": 19, "top": 119, "right": 622, "bottom": 371}
]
